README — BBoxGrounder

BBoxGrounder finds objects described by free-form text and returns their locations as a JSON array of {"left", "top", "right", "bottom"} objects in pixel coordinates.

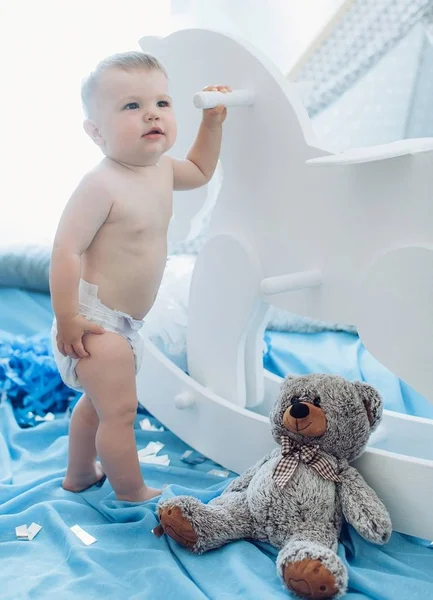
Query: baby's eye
[
  {"left": 124, "top": 102, "right": 139, "bottom": 110},
  {"left": 157, "top": 100, "right": 170, "bottom": 107}
]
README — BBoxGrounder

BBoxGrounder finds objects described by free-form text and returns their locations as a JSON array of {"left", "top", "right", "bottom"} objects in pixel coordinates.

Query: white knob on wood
[{"left": 174, "top": 392, "right": 196, "bottom": 409}]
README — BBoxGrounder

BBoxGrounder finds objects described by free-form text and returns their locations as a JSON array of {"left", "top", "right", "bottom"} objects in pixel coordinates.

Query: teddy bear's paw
[
  {"left": 158, "top": 504, "right": 198, "bottom": 549},
  {"left": 157, "top": 496, "right": 207, "bottom": 550},
  {"left": 283, "top": 559, "right": 339, "bottom": 599},
  {"left": 278, "top": 542, "right": 347, "bottom": 599}
]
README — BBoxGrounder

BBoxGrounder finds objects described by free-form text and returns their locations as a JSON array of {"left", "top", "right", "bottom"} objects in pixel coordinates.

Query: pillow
[{"left": 0, "top": 244, "right": 51, "bottom": 293}]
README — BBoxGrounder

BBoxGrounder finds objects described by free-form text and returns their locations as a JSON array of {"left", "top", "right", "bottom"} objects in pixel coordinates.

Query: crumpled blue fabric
[
  {"left": 0, "top": 399, "right": 432, "bottom": 600},
  {"left": 0, "top": 334, "right": 79, "bottom": 428}
]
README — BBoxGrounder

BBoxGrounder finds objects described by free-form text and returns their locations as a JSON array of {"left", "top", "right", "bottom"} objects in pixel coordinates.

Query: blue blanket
[
  {"left": 264, "top": 331, "right": 433, "bottom": 419},
  {"left": 1, "top": 400, "right": 433, "bottom": 599},
  {"left": 1, "top": 288, "right": 433, "bottom": 599}
]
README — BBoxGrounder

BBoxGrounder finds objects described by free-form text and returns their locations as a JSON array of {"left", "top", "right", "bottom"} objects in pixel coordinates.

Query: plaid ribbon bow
[{"left": 273, "top": 436, "right": 341, "bottom": 488}]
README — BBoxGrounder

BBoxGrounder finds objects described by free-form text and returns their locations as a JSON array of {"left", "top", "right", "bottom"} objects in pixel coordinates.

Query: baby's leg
[
  {"left": 62, "top": 393, "right": 105, "bottom": 492},
  {"left": 75, "top": 331, "right": 160, "bottom": 502}
]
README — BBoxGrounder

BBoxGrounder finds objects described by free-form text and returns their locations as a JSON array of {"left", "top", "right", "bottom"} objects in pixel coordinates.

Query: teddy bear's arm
[
  {"left": 223, "top": 448, "right": 279, "bottom": 494},
  {"left": 338, "top": 464, "right": 392, "bottom": 545}
]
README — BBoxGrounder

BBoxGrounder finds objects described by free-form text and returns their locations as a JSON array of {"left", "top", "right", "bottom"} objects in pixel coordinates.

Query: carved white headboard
[{"left": 140, "top": 28, "right": 433, "bottom": 408}]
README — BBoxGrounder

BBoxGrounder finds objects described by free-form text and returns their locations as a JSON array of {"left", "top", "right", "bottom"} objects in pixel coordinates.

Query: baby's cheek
[
  {"left": 168, "top": 121, "right": 178, "bottom": 146},
  {"left": 170, "top": 117, "right": 178, "bottom": 136}
]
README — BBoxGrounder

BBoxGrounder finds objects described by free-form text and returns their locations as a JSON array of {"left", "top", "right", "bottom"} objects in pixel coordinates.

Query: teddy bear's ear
[{"left": 354, "top": 382, "right": 383, "bottom": 430}]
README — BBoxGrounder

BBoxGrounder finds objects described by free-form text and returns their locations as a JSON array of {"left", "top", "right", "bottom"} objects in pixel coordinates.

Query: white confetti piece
[
  {"left": 27, "top": 523, "right": 42, "bottom": 540},
  {"left": 139, "top": 418, "right": 164, "bottom": 432},
  {"left": 70, "top": 524, "right": 97, "bottom": 546},
  {"left": 137, "top": 441, "right": 164, "bottom": 460},
  {"left": 139, "top": 453, "right": 170, "bottom": 466},
  {"left": 35, "top": 412, "right": 54, "bottom": 422},
  {"left": 15, "top": 524, "right": 29, "bottom": 539},
  {"left": 208, "top": 469, "right": 230, "bottom": 478},
  {"left": 15, "top": 522, "right": 42, "bottom": 540}
]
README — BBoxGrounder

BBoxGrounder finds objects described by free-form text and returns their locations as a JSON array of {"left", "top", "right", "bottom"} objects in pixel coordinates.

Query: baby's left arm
[{"left": 171, "top": 85, "right": 231, "bottom": 191}]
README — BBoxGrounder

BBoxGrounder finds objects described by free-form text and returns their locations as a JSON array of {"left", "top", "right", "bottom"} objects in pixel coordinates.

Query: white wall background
[
  {"left": 0, "top": 0, "right": 171, "bottom": 245},
  {"left": 170, "top": 0, "right": 344, "bottom": 73},
  {"left": 0, "top": 0, "right": 343, "bottom": 245}
]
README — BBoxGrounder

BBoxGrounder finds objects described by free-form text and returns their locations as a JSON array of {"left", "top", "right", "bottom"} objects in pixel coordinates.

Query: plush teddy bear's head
[{"left": 270, "top": 374, "right": 383, "bottom": 461}]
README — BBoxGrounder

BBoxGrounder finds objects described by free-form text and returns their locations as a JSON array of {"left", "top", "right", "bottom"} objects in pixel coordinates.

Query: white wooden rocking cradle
[{"left": 136, "top": 29, "right": 433, "bottom": 541}]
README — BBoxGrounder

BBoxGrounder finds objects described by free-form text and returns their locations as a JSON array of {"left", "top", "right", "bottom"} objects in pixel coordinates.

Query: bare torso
[{"left": 81, "top": 157, "right": 173, "bottom": 320}]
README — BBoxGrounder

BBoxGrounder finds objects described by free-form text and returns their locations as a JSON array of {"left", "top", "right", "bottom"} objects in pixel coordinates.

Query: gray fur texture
[{"left": 158, "top": 374, "right": 392, "bottom": 599}]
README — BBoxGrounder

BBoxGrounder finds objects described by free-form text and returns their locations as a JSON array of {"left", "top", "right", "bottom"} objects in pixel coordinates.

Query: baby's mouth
[{"left": 143, "top": 128, "right": 164, "bottom": 137}]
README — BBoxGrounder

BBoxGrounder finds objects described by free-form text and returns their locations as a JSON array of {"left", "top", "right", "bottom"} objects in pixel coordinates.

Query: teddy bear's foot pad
[
  {"left": 283, "top": 559, "right": 338, "bottom": 599},
  {"left": 158, "top": 506, "right": 198, "bottom": 548}
]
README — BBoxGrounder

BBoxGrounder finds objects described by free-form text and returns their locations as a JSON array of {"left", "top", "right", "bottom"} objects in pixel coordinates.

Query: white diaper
[{"left": 51, "top": 279, "right": 144, "bottom": 392}]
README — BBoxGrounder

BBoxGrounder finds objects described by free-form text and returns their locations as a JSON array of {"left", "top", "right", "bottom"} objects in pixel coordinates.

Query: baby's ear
[
  {"left": 83, "top": 119, "right": 104, "bottom": 146},
  {"left": 354, "top": 382, "right": 383, "bottom": 430}
]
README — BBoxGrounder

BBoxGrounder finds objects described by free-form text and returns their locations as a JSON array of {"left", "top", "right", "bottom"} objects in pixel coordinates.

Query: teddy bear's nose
[{"left": 289, "top": 402, "right": 310, "bottom": 419}]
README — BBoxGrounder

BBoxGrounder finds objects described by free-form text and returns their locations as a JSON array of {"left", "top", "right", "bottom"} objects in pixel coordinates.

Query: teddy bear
[{"left": 153, "top": 374, "right": 392, "bottom": 599}]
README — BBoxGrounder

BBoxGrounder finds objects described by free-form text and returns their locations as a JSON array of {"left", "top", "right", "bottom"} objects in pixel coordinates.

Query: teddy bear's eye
[
  {"left": 313, "top": 397, "right": 321, "bottom": 407},
  {"left": 290, "top": 396, "right": 300, "bottom": 405}
]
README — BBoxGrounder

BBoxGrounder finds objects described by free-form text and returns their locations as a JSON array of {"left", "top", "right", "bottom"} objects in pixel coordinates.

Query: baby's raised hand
[
  {"left": 56, "top": 314, "right": 104, "bottom": 359},
  {"left": 202, "top": 85, "right": 232, "bottom": 126}
]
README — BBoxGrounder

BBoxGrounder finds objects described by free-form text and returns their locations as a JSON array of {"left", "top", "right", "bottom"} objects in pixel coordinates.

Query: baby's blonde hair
[{"left": 81, "top": 51, "right": 167, "bottom": 118}]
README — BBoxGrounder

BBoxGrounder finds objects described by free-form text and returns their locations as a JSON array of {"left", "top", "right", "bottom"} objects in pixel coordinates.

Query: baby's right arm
[{"left": 50, "top": 173, "right": 113, "bottom": 359}]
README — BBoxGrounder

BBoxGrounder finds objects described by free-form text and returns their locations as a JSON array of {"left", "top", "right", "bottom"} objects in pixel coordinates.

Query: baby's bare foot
[
  {"left": 142, "top": 486, "right": 162, "bottom": 501},
  {"left": 116, "top": 485, "right": 162, "bottom": 503},
  {"left": 62, "top": 463, "right": 106, "bottom": 493}
]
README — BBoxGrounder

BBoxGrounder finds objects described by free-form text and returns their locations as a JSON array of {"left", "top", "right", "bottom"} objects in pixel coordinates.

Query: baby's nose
[{"left": 144, "top": 110, "right": 160, "bottom": 121}]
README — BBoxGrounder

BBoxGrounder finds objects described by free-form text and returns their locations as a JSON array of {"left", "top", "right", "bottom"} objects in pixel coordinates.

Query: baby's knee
[
  {"left": 100, "top": 404, "right": 137, "bottom": 427},
  {"left": 75, "top": 395, "right": 99, "bottom": 427}
]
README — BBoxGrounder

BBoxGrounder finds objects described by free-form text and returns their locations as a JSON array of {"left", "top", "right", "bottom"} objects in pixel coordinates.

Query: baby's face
[{"left": 89, "top": 67, "right": 177, "bottom": 166}]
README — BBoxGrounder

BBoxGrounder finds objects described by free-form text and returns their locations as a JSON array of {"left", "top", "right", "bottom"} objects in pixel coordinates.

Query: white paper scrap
[
  {"left": 139, "top": 453, "right": 170, "bottom": 466},
  {"left": 208, "top": 469, "right": 230, "bottom": 478},
  {"left": 15, "top": 524, "right": 29, "bottom": 539},
  {"left": 27, "top": 522, "right": 42, "bottom": 540},
  {"left": 70, "top": 524, "right": 97, "bottom": 546},
  {"left": 137, "top": 441, "right": 164, "bottom": 459},
  {"left": 35, "top": 412, "right": 55, "bottom": 422},
  {"left": 139, "top": 418, "right": 164, "bottom": 432}
]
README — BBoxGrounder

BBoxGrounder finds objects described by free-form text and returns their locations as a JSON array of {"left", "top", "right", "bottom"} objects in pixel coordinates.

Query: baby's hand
[
  {"left": 202, "top": 85, "right": 232, "bottom": 126},
  {"left": 56, "top": 314, "right": 104, "bottom": 359}
]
